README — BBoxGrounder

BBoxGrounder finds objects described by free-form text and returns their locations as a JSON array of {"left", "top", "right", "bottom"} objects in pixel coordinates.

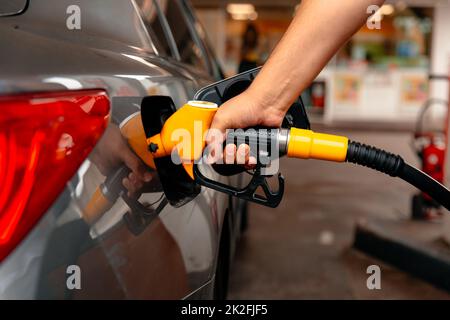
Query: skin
[
  {"left": 90, "top": 125, "right": 153, "bottom": 197},
  {"left": 209, "top": 0, "right": 385, "bottom": 163},
  {"left": 92, "top": 1, "right": 385, "bottom": 195}
]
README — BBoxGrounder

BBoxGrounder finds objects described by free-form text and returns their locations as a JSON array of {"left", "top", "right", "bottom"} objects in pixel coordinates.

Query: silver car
[{"left": 0, "top": 0, "right": 247, "bottom": 299}]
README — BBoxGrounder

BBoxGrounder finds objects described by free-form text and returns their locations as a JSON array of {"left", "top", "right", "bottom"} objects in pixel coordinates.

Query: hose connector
[{"left": 287, "top": 128, "right": 348, "bottom": 162}]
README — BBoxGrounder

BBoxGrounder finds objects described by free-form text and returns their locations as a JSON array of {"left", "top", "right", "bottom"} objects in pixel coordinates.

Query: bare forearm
[
  {"left": 210, "top": 0, "right": 386, "bottom": 139},
  {"left": 248, "top": 0, "right": 384, "bottom": 114}
]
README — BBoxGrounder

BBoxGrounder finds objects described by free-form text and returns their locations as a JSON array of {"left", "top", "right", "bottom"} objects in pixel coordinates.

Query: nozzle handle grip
[
  {"left": 103, "top": 165, "right": 131, "bottom": 201},
  {"left": 225, "top": 128, "right": 280, "bottom": 161}
]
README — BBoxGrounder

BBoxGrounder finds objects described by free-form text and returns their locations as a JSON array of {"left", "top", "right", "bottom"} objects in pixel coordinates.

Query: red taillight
[{"left": 0, "top": 90, "right": 110, "bottom": 261}]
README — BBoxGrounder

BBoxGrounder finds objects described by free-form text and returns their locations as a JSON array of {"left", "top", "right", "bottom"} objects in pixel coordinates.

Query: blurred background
[
  {"left": 191, "top": 0, "right": 450, "bottom": 299},
  {"left": 193, "top": 0, "right": 447, "bottom": 126}
]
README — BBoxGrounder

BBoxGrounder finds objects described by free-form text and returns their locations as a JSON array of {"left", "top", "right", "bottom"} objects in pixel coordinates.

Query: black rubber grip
[
  {"left": 226, "top": 128, "right": 276, "bottom": 156},
  {"left": 346, "top": 141, "right": 404, "bottom": 177}
]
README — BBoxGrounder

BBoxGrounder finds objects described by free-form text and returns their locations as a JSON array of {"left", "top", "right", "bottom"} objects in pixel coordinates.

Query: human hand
[
  {"left": 208, "top": 87, "right": 287, "bottom": 165},
  {"left": 90, "top": 125, "right": 154, "bottom": 198}
]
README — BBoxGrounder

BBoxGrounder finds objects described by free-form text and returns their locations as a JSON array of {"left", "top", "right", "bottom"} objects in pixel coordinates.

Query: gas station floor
[{"left": 228, "top": 129, "right": 450, "bottom": 299}]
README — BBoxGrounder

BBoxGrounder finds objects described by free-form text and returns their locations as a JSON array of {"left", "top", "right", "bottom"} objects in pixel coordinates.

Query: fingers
[
  {"left": 245, "top": 155, "right": 258, "bottom": 170},
  {"left": 209, "top": 110, "right": 230, "bottom": 138},
  {"left": 224, "top": 144, "right": 236, "bottom": 164},
  {"left": 237, "top": 144, "right": 257, "bottom": 169},
  {"left": 123, "top": 149, "right": 153, "bottom": 182},
  {"left": 123, "top": 172, "right": 143, "bottom": 198},
  {"left": 121, "top": 148, "right": 153, "bottom": 197},
  {"left": 205, "top": 127, "right": 225, "bottom": 164},
  {"left": 206, "top": 92, "right": 262, "bottom": 167},
  {"left": 207, "top": 97, "right": 242, "bottom": 144},
  {"left": 236, "top": 144, "right": 249, "bottom": 165},
  {"left": 223, "top": 143, "right": 257, "bottom": 167},
  {"left": 248, "top": 155, "right": 257, "bottom": 165}
]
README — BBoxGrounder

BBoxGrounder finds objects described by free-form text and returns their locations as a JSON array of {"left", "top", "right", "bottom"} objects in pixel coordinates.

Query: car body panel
[{"left": 0, "top": 0, "right": 243, "bottom": 299}]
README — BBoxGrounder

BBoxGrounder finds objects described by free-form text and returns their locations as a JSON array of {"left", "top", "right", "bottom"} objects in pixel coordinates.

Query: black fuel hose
[{"left": 346, "top": 141, "right": 450, "bottom": 211}]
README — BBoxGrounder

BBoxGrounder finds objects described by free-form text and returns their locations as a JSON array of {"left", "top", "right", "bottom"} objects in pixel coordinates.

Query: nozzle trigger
[{"left": 193, "top": 164, "right": 284, "bottom": 208}]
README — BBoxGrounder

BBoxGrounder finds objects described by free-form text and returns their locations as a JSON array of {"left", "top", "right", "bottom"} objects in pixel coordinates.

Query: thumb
[
  {"left": 207, "top": 107, "right": 232, "bottom": 144},
  {"left": 210, "top": 106, "right": 233, "bottom": 133}
]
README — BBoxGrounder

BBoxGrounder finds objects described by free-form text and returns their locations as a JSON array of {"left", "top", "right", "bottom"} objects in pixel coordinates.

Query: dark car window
[
  {"left": 135, "top": 0, "right": 171, "bottom": 57},
  {"left": 156, "top": 0, "right": 208, "bottom": 74}
]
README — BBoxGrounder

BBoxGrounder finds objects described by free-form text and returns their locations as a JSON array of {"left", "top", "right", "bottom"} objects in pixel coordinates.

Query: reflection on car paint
[{"left": 0, "top": 0, "right": 231, "bottom": 299}]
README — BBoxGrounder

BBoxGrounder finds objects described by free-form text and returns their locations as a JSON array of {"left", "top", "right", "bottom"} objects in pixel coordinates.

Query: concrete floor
[{"left": 228, "top": 129, "right": 450, "bottom": 299}]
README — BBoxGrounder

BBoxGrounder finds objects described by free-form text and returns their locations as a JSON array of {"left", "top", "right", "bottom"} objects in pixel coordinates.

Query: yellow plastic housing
[
  {"left": 120, "top": 113, "right": 156, "bottom": 169},
  {"left": 83, "top": 112, "right": 157, "bottom": 223},
  {"left": 287, "top": 128, "right": 348, "bottom": 162},
  {"left": 83, "top": 187, "right": 113, "bottom": 225},
  {"left": 148, "top": 101, "right": 218, "bottom": 162}
]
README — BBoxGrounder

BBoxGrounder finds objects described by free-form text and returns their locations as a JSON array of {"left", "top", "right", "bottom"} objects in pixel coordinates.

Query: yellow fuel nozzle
[
  {"left": 147, "top": 100, "right": 349, "bottom": 165},
  {"left": 83, "top": 113, "right": 157, "bottom": 224},
  {"left": 120, "top": 113, "right": 157, "bottom": 170},
  {"left": 147, "top": 100, "right": 218, "bottom": 178},
  {"left": 142, "top": 99, "right": 450, "bottom": 211},
  {"left": 145, "top": 98, "right": 350, "bottom": 180}
]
